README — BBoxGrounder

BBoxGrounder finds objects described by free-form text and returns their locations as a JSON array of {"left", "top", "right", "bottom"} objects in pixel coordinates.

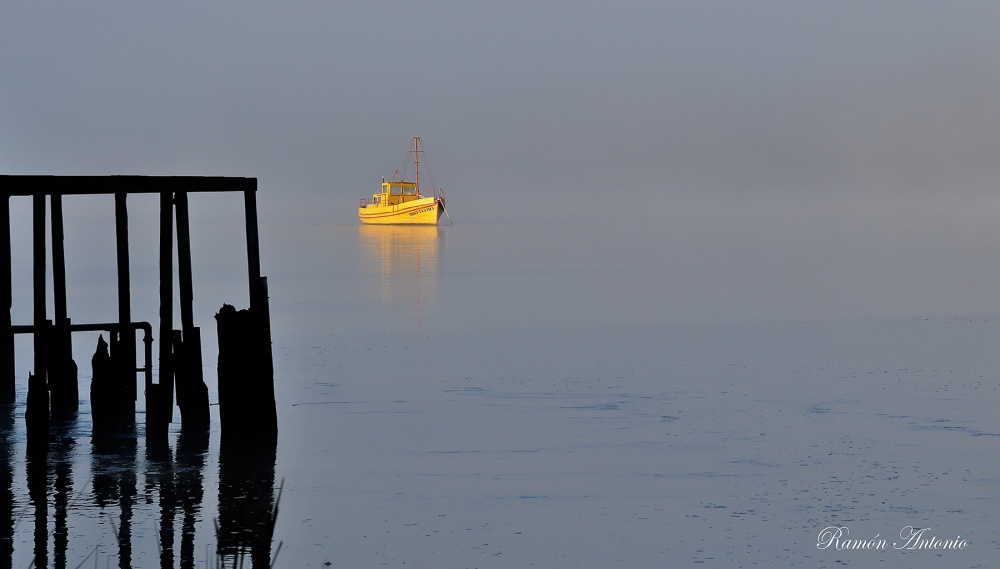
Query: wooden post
[
  {"left": 153, "top": 189, "right": 174, "bottom": 435},
  {"left": 174, "top": 190, "right": 209, "bottom": 428},
  {"left": 175, "top": 326, "right": 209, "bottom": 428},
  {"left": 50, "top": 193, "right": 78, "bottom": 415},
  {"left": 0, "top": 193, "right": 12, "bottom": 404},
  {"left": 212, "top": 187, "right": 276, "bottom": 439},
  {"left": 244, "top": 187, "right": 274, "bottom": 382},
  {"left": 115, "top": 192, "right": 136, "bottom": 417},
  {"left": 176, "top": 191, "right": 195, "bottom": 331},
  {"left": 244, "top": 187, "right": 262, "bottom": 303},
  {"left": 26, "top": 194, "right": 48, "bottom": 430},
  {"left": 253, "top": 209, "right": 276, "bottom": 438},
  {"left": 215, "top": 186, "right": 276, "bottom": 441},
  {"left": 51, "top": 194, "right": 68, "bottom": 329}
]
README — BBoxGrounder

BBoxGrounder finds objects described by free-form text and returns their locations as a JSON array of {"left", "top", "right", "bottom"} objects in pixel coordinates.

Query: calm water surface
[{"left": 3, "top": 215, "right": 1000, "bottom": 567}]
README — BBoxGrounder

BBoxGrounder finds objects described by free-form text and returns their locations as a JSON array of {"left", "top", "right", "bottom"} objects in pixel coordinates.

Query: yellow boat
[{"left": 359, "top": 136, "right": 447, "bottom": 225}]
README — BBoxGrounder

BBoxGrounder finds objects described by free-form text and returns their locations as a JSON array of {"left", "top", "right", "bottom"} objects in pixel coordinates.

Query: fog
[
  {"left": 5, "top": 6, "right": 1000, "bottom": 565},
  {"left": 3, "top": 2, "right": 1000, "bottom": 318}
]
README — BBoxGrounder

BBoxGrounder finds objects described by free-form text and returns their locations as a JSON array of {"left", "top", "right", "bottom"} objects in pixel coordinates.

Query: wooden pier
[{"left": 0, "top": 175, "right": 275, "bottom": 440}]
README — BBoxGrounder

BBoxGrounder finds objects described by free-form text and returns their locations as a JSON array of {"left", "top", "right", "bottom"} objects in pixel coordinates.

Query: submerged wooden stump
[
  {"left": 24, "top": 371, "right": 48, "bottom": 437},
  {"left": 215, "top": 304, "right": 277, "bottom": 441},
  {"left": 48, "top": 326, "right": 78, "bottom": 418},
  {"left": 175, "top": 328, "right": 210, "bottom": 428},
  {"left": 90, "top": 335, "right": 113, "bottom": 431},
  {"left": 90, "top": 334, "right": 131, "bottom": 432},
  {"left": 48, "top": 356, "right": 78, "bottom": 418}
]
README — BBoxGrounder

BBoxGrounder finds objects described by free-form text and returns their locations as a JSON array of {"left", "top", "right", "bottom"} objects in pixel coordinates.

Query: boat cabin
[{"left": 369, "top": 180, "right": 420, "bottom": 207}]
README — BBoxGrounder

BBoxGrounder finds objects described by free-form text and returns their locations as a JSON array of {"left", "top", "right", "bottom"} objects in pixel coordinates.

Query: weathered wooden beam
[
  {"left": 32, "top": 195, "right": 45, "bottom": 375},
  {"left": 174, "top": 326, "right": 209, "bottom": 428},
  {"left": 115, "top": 192, "right": 136, "bottom": 417},
  {"left": 51, "top": 194, "right": 68, "bottom": 325},
  {"left": 174, "top": 190, "right": 210, "bottom": 428},
  {"left": 175, "top": 191, "right": 195, "bottom": 331},
  {"left": 214, "top": 189, "right": 277, "bottom": 441},
  {"left": 244, "top": 187, "right": 262, "bottom": 303},
  {"left": 0, "top": 175, "right": 255, "bottom": 196},
  {"left": 225, "top": 186, "right": 276, "bottom": 440},
  {"left": 215, "top": 304, "right": 278, "bottom": 443},
  {"left": 26, "top": 194, "right": 48, "bottom": 430},
  {"left": 49, "top": 193, "right": 78, "bottom": 416},
  {"left": 154, "top": 189, "right": 174, "bottom": 433},
  {"left": 0, "top": 193, "right": 12, "bottom": 404},
  {"left": 244, "top": 187, "right": 274, "bottom": 377}
]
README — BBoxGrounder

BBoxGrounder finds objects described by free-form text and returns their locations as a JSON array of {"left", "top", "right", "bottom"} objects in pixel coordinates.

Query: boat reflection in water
[
  {"left": 1, "top": 407, "right": 280, "bottom": 568},
  {"left": 359, "top": 225, "right": 441, "bottom": 324}
]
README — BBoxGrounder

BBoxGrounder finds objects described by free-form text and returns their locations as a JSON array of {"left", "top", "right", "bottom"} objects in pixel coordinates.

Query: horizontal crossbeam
[{"left": 0, "top": 175, "right": 255, "bottom": 196}]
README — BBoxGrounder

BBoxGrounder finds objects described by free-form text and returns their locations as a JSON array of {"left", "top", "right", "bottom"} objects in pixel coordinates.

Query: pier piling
[
  {"left": 1, "top": 193, "right": 12, "bottom": 405},
  {"left": 49, "top": 192, "right": 78, "bottom": 417},
  {"left": 115, "top": 192, "right": 137, "bottom": 420},
  {"left": 26, "top": 194, "right": 48, "bottom": 433},
  {"left": 216, "top": 303, "right": 277, "bottom": 441},
  {"left": 174, "top": 190, "right": 210, "bottom": 428}
]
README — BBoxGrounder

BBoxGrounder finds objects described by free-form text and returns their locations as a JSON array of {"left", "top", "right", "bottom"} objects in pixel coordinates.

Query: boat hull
[{"left": 358, "top": 196, "right": 443, "bottom": 225}]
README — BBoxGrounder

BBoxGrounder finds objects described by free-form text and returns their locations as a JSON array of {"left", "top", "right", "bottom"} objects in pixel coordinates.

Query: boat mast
[{"left": 412, "top": 136, "right": 421, "bottom": 196}]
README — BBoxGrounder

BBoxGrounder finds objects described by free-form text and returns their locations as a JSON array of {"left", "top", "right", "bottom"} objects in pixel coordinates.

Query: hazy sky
[{"left": 4, "top": 1, "right": 1000, "bottom": 225}]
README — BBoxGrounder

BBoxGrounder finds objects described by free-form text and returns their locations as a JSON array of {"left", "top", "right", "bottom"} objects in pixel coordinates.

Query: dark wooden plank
[{"left": 0, "top": 175, "right": 255, "bottom": 196}]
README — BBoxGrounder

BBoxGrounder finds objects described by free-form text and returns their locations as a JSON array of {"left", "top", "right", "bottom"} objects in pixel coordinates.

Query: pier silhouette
[
  {"left": 1, "top": 175, "right": 275, "bottom": 438},
  {"left": 0, "top": 176, "right": 280, "bottom": 567}
]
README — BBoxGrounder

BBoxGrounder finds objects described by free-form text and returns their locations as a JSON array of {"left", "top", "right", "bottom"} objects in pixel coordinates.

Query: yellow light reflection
[{"left": 359, "top": 225, "right": 440, "bottom": 323}]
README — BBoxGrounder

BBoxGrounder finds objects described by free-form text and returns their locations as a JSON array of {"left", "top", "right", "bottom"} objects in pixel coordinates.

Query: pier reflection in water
[
  {"left": 359, "top": 225, "right": 441, "bottom": 323},
  {"left": 1, "top": 410, "right": 13, "bottom": 568},
  {"left": 0, "top": 407, "right": 279, "bottom": 568}
]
